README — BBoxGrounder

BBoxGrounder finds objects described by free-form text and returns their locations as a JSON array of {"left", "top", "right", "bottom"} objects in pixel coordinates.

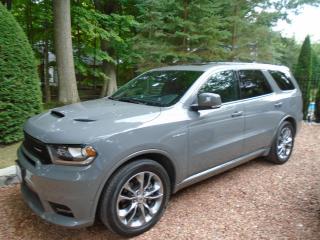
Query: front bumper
[{"left": 17, "top": 146, "right": 102, "bottom": 228}]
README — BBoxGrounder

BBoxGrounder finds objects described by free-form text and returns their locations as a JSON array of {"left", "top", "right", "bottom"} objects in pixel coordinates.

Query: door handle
[
  {"left": 231, "top": 111, "right": 243, "bottom": 117},
  {"left": 274, "top": 102, "right": 283, "bottom": 108}
]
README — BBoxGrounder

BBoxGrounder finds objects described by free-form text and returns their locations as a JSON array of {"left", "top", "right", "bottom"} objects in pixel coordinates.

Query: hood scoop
[
  {"left": 51, "top": 110, "right": 65, "bottom": 118},
  {"left": 73, "top": 118, "right": 96, "bottom": 122}
]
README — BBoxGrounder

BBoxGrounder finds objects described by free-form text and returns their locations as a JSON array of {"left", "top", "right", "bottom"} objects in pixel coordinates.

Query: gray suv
[{"left": 17, "top": 62, "right": 302, "bottom": 237}]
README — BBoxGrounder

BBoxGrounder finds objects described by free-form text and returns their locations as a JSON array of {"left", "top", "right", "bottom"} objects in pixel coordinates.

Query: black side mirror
[{"left": 190, "top": 93, "right": 222, "bottom": 111}]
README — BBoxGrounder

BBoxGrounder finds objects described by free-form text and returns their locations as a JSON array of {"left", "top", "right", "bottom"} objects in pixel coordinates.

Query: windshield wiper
[
  {"left": 113, "top": 97, "right": 146, "bottom": 105},
  {"left": 111, "top": 97, "right": 163, "bottom": 107}
]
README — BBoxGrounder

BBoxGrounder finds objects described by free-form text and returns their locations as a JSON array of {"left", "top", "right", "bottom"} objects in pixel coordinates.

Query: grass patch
[{"left": 0, "top": 142, "right": 21, "bottom": 168}]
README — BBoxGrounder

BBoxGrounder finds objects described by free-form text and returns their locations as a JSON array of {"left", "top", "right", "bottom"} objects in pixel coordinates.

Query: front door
[{"left": 188, "top": 70, "right": 245, "bottom": 176}]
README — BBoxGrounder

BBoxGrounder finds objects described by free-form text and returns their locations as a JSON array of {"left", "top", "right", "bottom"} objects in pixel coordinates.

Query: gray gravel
[{"left": 0, "top": 124, "right": 319, "bottom": 240}]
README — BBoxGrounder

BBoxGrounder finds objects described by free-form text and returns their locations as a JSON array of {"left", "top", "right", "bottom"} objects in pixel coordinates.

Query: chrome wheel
[
  {"left": 277, "top": 127, "right": 293, "bottom": 160},
  {"left": 116, "top": 171, "right": 164, "bottom": 228}
]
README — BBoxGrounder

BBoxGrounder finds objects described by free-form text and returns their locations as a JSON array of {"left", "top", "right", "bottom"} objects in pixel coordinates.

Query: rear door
[
  {"left": 237, "top": 69, "right": 283, "bottom": 154},
  {"left": 188, "top": 70, "right": 245, "bottom": 176}
]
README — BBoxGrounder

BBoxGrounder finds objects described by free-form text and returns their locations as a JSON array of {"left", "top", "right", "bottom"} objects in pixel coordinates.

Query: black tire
[
  {"left": 99, "top": 159, "right": 171, "bottom": 237},
  {"left": 266, "top": 121, "right": 295, "bottom": 164}
]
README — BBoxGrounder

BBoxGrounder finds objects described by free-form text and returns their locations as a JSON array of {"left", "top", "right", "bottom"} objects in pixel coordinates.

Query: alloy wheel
[
  {"left": 116, "top": 171, "right": 164, "bottom": 228},
  {"left": 277, "top": 127, "right": 293, "bottom": 160}
]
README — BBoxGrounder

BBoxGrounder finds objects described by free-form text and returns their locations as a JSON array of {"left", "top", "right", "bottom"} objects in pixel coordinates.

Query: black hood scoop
[
  {"left": 51, "top": 110, "right": 96, "bottom": 122},
  {"left": 51, "top": 110, "right": 65, "bottom": 118},
  {"left": 73, "top": 118, "right": 96, "bottom": 122}
]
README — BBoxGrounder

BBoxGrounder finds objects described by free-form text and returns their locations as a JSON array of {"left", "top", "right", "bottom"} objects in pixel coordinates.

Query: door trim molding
[{"left": 174, "top": 148, "right": 268, "bottom": 192}]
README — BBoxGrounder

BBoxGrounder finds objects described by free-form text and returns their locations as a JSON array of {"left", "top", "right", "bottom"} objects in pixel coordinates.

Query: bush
[{"left": 0, "top": 3, "right": 42, "bottom": 144}]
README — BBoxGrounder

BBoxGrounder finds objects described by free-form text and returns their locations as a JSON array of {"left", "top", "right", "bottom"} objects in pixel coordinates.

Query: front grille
[{"left": 23, "top": 133, "right": 51, "bottom": 164}]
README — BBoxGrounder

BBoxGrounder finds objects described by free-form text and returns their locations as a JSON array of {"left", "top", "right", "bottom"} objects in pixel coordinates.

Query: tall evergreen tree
[
  {"left": 315, "top": 88, "right": 320, "bottom": 122},
  {"left": 295, "top": 36, "right": 312, "bottom": 118},
  {"left": 134, "top": 0, "right": 228, "bottom": 70},
  {"left": 313, "top": 53, "right": 320, "bottom": 122}
]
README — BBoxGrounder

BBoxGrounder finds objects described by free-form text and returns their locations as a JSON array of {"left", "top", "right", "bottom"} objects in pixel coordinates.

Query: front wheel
[
  {"left": 99, "top": 159, "right": 171, "bottom": 237},
  {"left": 266, "top": 121, "right": 295, "bottom": 164}
]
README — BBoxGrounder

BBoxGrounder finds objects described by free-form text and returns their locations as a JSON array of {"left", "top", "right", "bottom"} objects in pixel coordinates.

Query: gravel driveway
[{"left": 0, "top": 124, "right": 319, "bottom": 240}]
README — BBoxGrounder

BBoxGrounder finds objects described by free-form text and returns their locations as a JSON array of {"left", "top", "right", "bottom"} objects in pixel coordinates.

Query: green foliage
[
  {"left": 295, "top": 36, "right": 312, "bottom": 118},
  {"left": 275, "top": 37, "right": 300, "bottom": 70},
  {"left": 313, "top": 45, "right": 320, "bottom": 122},
  {"left": 12, "top": 0, "right": 54, "bottom": 56},
  {"left": 315, "top": 89, "right": 320, "bottom": 122},
  {"left": 71, "top": 1, "right": 137, "bottom": 83},
  {"left": 0, "top": 3, "right": 42, "bottom": 143},
  {"left": 133, "top": 0, "right": 229, "bottom": 70},
  {"left": 6, "top": 0, "right": 320, "bottom": 100}
]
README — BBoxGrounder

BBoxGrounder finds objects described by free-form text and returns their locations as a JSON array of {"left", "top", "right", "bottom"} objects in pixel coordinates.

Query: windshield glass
[{"left": 110, "top": 70, "right": 204, "bottom": 107}]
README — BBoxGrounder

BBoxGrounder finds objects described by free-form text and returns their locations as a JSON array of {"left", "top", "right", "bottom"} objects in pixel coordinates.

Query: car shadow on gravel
[{"left": 2, "top": 157, "right": 276, "bottom": 239}]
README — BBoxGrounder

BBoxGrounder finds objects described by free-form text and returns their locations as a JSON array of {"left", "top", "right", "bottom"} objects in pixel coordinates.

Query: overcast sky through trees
[{"left": 274, "top": 5, "right": 320, "bottom": 43}]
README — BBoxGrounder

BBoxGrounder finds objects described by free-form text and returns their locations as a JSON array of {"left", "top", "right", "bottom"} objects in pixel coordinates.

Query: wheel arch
[
  {"left": 94, "top": 149, "right": 177, "bottom": 219},
  {"left": 267, "top": 115, "right": 297, "bottom": 155},
  {"left": 281, "top": 116, "right": 297, "bottom": 136}
]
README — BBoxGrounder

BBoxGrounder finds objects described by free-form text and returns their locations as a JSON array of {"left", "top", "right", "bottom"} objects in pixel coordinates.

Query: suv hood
[{"left": 24, "top": 98, "right": 161, "bottom": 144}]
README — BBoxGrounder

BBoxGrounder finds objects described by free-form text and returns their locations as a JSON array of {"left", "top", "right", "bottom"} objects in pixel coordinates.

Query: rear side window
[
  {"left": 238, "top": 70, "right": 272, "bottom": 99},
  {"left": 269, "top": 70, "right": 295, "bottom": 91},
  {"left": 199, "top": 71, "right": 239, "bottom": 103}
]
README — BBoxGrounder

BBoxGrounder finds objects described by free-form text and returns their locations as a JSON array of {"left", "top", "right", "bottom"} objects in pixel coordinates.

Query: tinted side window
[
  {"left": 238, "top": 70, "right": 272, "bottom": 99},
  {"left": 269, "top": 70, "right": 295, "bottom": 90},
  {"left": 199, "top": 71, "right": 239, "bottom": 103}
]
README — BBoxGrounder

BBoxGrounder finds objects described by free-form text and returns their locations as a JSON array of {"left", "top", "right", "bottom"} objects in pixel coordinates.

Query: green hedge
[{"left": 0, "top": 3, "right": 42, "bottom": 144}]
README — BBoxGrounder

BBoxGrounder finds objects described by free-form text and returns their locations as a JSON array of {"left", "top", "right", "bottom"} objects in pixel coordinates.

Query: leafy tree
[
  {"left": 71, "top": 0, "right": 137, "bottom": 96},
  {"left": 11, "top": 0, "right": 54, "bottom": 102},
  {"left": 295, "top": 36, "right": 312, "bottom": 118},
  {"left": 0, "top": 3, "right": 42, "bottom": 143},
  {"left": 220, "top": 0, "right": 320, "bottom": 61}
]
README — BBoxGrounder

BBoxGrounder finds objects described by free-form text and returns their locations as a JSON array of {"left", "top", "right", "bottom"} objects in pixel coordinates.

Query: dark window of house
[
  {"left": 238, "top": 70, "right": 272, "bottom": 99},
  {"left": 199, "top": 71, "right": 239, "bottom": 103},
  {"left": 269, "top": 70, "right": 295, "bottom": 90}
]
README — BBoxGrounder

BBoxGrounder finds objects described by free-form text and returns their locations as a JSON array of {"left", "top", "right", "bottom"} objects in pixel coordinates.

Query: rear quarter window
[{"left": 269, "top": 70, "right": 295, "bottom": 91}]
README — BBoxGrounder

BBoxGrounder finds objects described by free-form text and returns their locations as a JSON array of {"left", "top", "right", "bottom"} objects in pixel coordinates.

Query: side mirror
[{"left": 190, "top": 93, "right": 222, "bottom": 111}]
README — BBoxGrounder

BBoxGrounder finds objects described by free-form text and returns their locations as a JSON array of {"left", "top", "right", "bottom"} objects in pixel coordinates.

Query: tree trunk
[
  {"left": 94, "top": 1, "right": 118, "bottom": 97},
  {"left": 25, "top": 0, "right": 32, "bottom": 44},
  {"left": 100, "top": 62, "right": 117, "bottom": 97},
  {"left": 53, "top": 0, "right": 79, "bottom": 104},
  {"left": 100, "top": 40, "right": 117, "bottom": 97},
  {"left": 43, "top": 37, "right": 51, "bottom": 103},
  {"left": 1, "top": 0, "right": 12, "bottom": 10},
  {"left": 107, "top": 63, "right": 117, "bottom": 96},
  {"left": 182, "top": 0, "right": 189, "bottom": 50},
  {"left": 231, "top": 4, "right": 239, "bottom": 60}
]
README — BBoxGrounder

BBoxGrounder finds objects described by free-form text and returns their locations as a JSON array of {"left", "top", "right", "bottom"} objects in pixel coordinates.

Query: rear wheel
[
  {"left": 266, "top": 121, "right": 294, "bottom": 164},
  {"left": 99, "top": 159, "right": 171, "bottom": 237}
]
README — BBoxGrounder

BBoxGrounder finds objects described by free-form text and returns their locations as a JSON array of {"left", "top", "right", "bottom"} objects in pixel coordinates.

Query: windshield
[{"left": 110, "top": 70, "right": 204, "bottom": 107}]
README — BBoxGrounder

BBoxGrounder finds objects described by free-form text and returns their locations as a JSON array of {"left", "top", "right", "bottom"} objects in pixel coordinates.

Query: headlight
[{"left": 48, "top": 145, "right": 97, "bottom": 165}]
